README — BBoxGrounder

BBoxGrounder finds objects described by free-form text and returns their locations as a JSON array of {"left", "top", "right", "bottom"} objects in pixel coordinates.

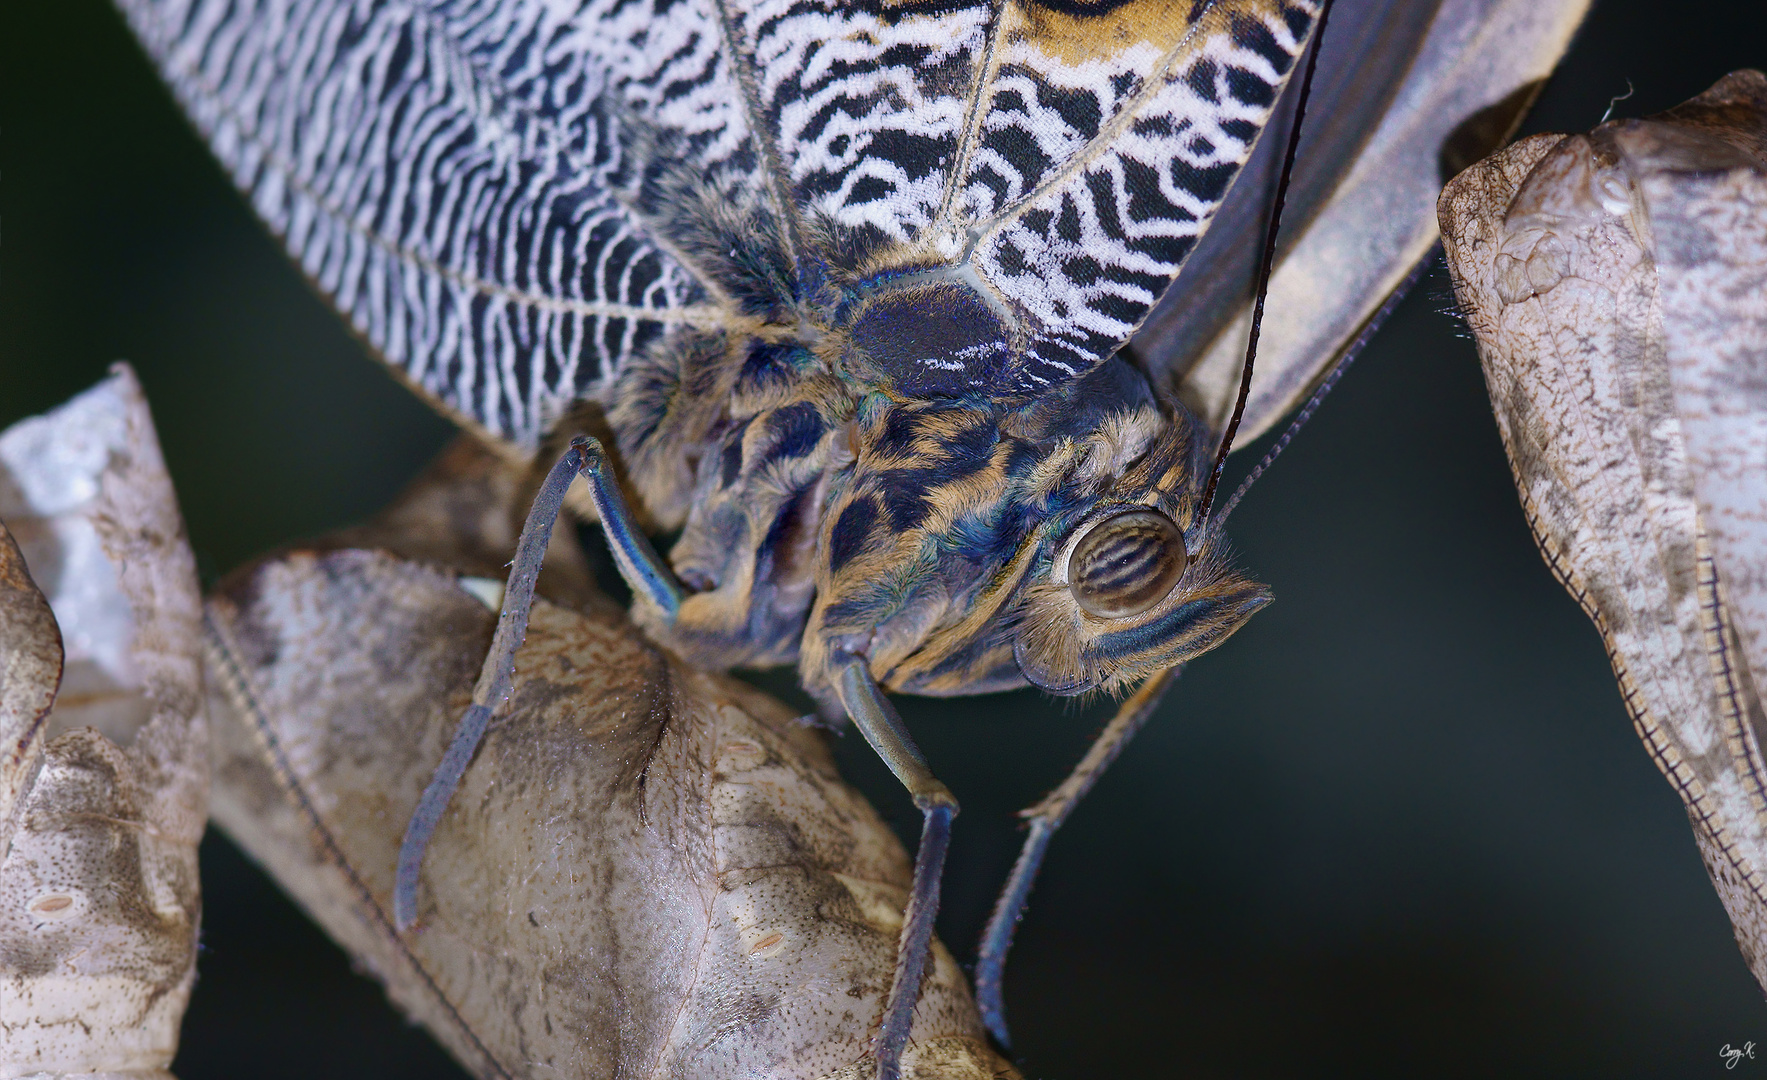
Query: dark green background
[{"left": 3, "top": 2, "right": 1765, "bottom": 1076}]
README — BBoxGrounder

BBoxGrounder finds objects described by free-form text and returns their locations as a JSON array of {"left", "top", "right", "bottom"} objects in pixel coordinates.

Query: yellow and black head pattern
[{"left": 799, "top": 355, "right": 1269, "bottom": 699}]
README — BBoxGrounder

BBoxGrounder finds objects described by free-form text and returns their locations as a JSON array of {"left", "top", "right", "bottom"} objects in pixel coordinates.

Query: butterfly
[{"left": 112, "top": 0, "right": 1588, "bottom": 1070}]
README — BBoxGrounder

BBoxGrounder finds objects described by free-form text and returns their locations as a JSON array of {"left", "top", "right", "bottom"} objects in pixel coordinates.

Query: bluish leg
[
  {"left": 836, "top": 654, "right": 960, "bottom": 1080},
  {"left": 973, "top": 666, "right": 1180, "bottom": 1047},
  {"left": 973, "top": 816, "right": 1053, "bottom": 1048},
  {"left": 572, "top": 438, "right": 682, "bottom": 619},
  {"left": 394, "top": 436, "right": 681, "bottom": 931}
]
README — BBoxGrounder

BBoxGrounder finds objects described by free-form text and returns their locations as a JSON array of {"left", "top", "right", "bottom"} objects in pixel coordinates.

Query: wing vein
[
  {"left": 963, "top": 0, "right": 1224, "bottom": 252},
  {"left": 713, "top": 0, "right": 808, "bottom": 284},
  {"left": 932, "top": 0, "right": 1011, "bottom": 237}
]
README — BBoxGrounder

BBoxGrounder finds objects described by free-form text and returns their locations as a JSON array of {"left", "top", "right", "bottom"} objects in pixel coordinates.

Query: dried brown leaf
[
  {"left": 1440, "top": 71, "right": 1767, "bottom": 990},
  {"left": 204, "top": 437, "right": 1017, "bottom": 1080},
  {"left": 0, "top": 364, "right": 207, "bottom": 1077},
  {"left": 0, "top": 521, "right": 63, "bottom": 846},
  {"left": 1646, "top": 74, "right": 1767, "bottom": 700}
]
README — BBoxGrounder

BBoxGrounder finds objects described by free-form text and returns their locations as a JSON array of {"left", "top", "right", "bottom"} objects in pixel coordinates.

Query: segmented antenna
[{"left": 1194, "top": 0, "right": 1333, "bottom": 528}]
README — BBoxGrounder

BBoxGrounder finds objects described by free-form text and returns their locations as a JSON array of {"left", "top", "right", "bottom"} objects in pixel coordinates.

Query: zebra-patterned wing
[
  {"left": 758, "top": 0, "right": 1321, "bottom": 397},
  {"left": 120, "top": 0, "right": 1317, "bottom": 440},
  {"left": 738, "top": 0, "right": 995, "bottom": 255},
  {"left": 115, "top": 0, "right": 749, "bottom": 453},
  {"left": 958, "top": 0, "right": 1318, "bottom": 393}
]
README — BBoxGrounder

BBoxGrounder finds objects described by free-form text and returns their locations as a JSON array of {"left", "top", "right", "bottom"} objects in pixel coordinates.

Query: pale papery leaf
[
  {"left": 1644, "top": 73, "right": 1767, "bottom": 705},
  {"left": 0, "top": 365, "right": 206, "bottom": 1078},
  {"left": 1440, "top": 71, "right": 1767, "bottom": 990},
  {"left": 203, "top": 437, "right": 1018, "bottom": 1080},
  {"left": 0, "top": 521, "right": 63, "bottom": 844}
]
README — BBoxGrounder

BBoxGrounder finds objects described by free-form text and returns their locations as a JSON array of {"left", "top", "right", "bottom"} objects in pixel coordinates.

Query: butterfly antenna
[
  {"left": 1195, "top": 0, "right": 1333, "bottom": 528},
  {"left": 1214, "top": 243, "right": 1440, "bottom": 524}
]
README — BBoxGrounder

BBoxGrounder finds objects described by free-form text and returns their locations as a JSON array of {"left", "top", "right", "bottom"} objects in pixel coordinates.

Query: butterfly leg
[
  {"left": 973, "top": 667, "right": 1180, "bottom": 1047},
  {"left": 834, "top": 654, "right": 959, "bottom": 1080},
  {"left": 568, "top": 437, "right": 683, "bottom": 619},
  {"left": 394, "top": 436, "right": 681, "bottom": 930}
]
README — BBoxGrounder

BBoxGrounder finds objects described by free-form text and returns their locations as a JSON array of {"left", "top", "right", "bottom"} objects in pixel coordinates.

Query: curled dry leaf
[
  {"left": 0, "top": 364, "right": 207, "bottom": 1078},
  {"left": 203, "top": 438, "right": 1018, "bottom": 1080},
  {"left": 1440, "top": 71, "right": 1767, "bottom": 990}
]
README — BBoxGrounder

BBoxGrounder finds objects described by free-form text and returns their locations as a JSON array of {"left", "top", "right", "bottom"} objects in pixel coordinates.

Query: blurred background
[{"left": 3, "top": 1, "right": 1766, "bottom": 1076}]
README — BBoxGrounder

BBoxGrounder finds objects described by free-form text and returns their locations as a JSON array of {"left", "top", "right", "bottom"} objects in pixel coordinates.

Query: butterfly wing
[
  {"left": 935, "top": 0, "right": 1321, "bottom": 394},
  {"left": 119, "top": 0, "right": 1331, "bottom": 440},
  {"left": 1138, "top": 0, "right": 1591, "bottom": 444},
  {"left": 114, "top": 0, "right": 762, "bottom": 453},
  {"left": 699, "top": 0, "right": 1326, "bottom": 396}
]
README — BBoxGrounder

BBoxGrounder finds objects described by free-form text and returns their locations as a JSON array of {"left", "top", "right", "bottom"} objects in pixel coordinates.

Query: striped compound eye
[{"left": 1067, "top": 510, "right": 1188, "bottom": 619}]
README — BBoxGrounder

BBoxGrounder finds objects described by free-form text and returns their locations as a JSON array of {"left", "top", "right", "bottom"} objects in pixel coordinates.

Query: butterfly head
[{"left": 803, "top": 356, "right": 1270, "bottom": 699}]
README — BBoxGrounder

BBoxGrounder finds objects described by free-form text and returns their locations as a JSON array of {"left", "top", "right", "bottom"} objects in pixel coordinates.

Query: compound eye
[{"left": 1067, "top": 510, "right": 1188, "bottom": 619}]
